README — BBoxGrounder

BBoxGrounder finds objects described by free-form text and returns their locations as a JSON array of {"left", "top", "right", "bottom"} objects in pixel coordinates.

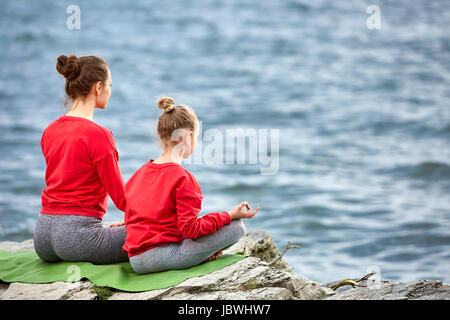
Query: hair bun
[
  {"left": 158, "top": 96, "right": 176, "bottom": 113},
  {"left": 56, "top": 54, "right": 81, "bottom": 80}
]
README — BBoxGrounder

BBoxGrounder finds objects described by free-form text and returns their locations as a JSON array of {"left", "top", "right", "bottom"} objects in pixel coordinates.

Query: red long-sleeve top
[
  {"left": 123, "top": 159, "right": 231, "bottom": 257},
  {"left": 40, "top": 115, "right": 126, "bottom": 219}
]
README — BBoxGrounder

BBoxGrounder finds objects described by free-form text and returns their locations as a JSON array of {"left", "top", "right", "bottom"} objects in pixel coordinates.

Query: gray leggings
[
  {"left": 130, "top": 219, "right": 246, "bottom": 274},
  {"left": 33, "top": 213, "right": 128, "bottom": 264}
]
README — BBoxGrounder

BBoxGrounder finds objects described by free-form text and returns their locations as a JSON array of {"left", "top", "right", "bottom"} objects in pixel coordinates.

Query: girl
[
  {"left": 123, "top": 97, "right": 259, "bottom": 274},
  {"left": 33, "top": 54, "right": 128, "bottom": 264}
]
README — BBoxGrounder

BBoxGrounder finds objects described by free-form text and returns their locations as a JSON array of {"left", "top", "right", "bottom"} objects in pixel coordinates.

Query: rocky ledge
[{"left": 0, "top": 231, "right": 448, "bottom": 300}]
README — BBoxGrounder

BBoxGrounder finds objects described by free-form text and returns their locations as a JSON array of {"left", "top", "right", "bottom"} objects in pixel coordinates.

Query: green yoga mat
[{"left": 0, "top": 250, "right": 246, "bottom": 292}]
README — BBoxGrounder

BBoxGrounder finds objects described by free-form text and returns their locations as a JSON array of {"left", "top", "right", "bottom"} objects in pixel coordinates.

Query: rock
[
  {"left": 223, "top": 230, "right": 294, "bottom": 273},
  {"left": 325, "top": 279, "right": 450, "bottom": 300},
  {"left": 109, "top": 287, "right": 293, "bottom": 300},
  {"left": 160, "top": 287, "right": 293, "bottom": 300},
  {"left": 0, "top": 284, "right": 8, "bottom": 297},
  {"left": 0, "top": 281, "right": 96, "bottom": 300},
  {"left": 0, "top": 239, "right": 34, "bottom": 252}
]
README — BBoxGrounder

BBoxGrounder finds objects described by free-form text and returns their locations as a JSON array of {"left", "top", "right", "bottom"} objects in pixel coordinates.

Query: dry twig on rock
[{"left": 268, "top": 241, "right": 300, "bottom": 266}]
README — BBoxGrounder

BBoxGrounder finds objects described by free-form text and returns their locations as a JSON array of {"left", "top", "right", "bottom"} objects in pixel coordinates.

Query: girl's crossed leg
[{"left": 129, "top": 219, "right": 246, "bottom": 274}]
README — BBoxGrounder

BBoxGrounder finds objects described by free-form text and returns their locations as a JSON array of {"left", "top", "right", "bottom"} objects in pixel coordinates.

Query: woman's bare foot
[{"left": 203, "top": 250, "right": 223, "bottom": 263}]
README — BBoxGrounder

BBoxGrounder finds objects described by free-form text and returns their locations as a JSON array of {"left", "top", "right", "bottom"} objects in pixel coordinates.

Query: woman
[
  {"left": 123, "top": 97, "right": 259, "bottom": 274},
  {"left": 33, "top": 54, "right": 128, "bottom": 264}
]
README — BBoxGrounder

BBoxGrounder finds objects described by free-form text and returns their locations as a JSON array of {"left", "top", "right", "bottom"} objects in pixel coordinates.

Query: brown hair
[
  {"left": 157, "top": 96, "right": 198, "bottom": 145},
  {"left": 56, "top": 54, "right": 109, "bottom": 108}
]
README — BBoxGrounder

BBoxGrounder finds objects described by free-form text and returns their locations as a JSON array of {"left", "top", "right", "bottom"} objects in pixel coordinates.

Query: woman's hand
[
  {"left": 228, "top": 202, "right": 259, "bottom": 220},
  {"left": 108, "top": 221, "right": 125, "bottom": 228}
]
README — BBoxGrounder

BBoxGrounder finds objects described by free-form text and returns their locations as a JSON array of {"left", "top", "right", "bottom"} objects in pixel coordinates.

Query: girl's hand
[
  {"left": 108, "top": 221, "right": 125, "bottom": 228},
  {"left": 228, "top": 202, "right": 259, "bottom": 220}
]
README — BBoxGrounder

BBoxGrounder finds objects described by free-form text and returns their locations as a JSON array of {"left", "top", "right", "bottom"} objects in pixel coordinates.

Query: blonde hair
[{"left": 156, "top": 96, "right": 198, "bottom": 145}]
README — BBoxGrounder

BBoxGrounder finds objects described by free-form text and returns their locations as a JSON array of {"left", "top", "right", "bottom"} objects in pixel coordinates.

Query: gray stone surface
[
  {"left": 0, "top": 239, "right": 34, "bottom": 252},
  {"left": 325, "top": 279, "right": 450, "bottom": 300},
  {"left": 0, "top": 281, "right": 96, "bottom": 300}
]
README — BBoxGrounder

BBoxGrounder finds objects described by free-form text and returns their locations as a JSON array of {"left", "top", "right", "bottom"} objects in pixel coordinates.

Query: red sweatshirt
[
  {"left": 40, "top": 115, "right": 126, "bottom": 219},
  {"left": 123, "top": 159, "right": 231, "bottom": 257}
]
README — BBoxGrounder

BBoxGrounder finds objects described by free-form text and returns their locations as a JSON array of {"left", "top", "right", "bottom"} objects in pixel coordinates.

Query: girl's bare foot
[{"left": 203, "top": 250, "right": 223, "bottom": 263}]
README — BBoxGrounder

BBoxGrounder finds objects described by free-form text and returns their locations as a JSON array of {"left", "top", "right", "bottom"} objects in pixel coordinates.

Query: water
[{"left": 0, "top": 0, "right": 449, "bottom": 283}]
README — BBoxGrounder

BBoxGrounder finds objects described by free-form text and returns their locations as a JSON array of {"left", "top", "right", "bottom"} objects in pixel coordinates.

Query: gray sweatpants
[
  {"left": 129, "top": 219, "right": 246, "bottom": 274},
  {"left": 33, "top": 213, "right": 128, "bottom": 264}
]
